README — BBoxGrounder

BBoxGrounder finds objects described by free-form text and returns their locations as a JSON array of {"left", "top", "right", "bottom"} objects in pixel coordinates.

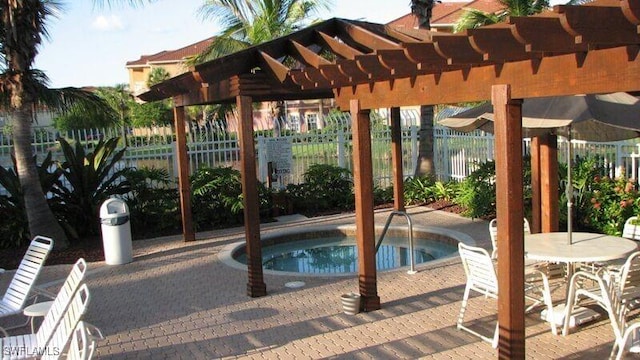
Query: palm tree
[
  {"left": 454, "top": 0, "right": 549, "bottom": 33},
  {"left": 411, "top": 0, "right": 437, "bottom": 177},
  {"left": 193, "top": 0, "right": 331, "bottom": 64},
  {"left": 0, "top": 0, "right": 150, "bottom": 249}
]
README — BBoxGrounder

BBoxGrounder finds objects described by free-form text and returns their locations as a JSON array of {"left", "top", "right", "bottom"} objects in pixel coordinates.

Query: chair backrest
[
  {"left": 41, "top": 284, "right": 91, "bottom": 360},
  {"left": 488, "top": 218, "right": 530, "bottom": 259},
  {"left": 35, "top": 258, "right": 87, "bottom": 347},
  {"left": 617, "top": 251, "right": 640, "bottom": 304},
  {"left": 2, "top": 236, "right": 54, "bottom": 310},
  {"left": 622, "top": 217, "right": 640, "bottom": 240},
  {"left": 458, "top": 243, "right": 498, "bottom": 295}
]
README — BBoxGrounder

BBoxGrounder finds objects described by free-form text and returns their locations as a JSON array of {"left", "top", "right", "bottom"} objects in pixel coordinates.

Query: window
[
  {"left": 306, "top": 113, "right": 318, "bottom": 131},
  {"left": 288, "top": 114, "right": 300, "bottom": 132}
]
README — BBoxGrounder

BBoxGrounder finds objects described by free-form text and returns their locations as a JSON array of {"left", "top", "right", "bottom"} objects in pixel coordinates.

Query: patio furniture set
[
  {"left": 0, "top": 237, "right": 102, "bottom": 359},
  {"left": 458, "top": 216, "right": 640, "bottom": 358}
]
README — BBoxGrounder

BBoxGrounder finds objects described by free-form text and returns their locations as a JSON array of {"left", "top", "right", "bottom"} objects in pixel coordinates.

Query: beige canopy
[{"left": 439, "top": 92, "right": 640, "bottom": 141}]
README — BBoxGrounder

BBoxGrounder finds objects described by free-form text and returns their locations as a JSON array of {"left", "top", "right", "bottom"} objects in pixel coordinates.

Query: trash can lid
[{"left": 100, "top": 198, "right": 129, "bottom": 217}]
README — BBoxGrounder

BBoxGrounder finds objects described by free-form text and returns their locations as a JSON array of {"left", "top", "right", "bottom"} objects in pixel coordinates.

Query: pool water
[{"left": 235, "top": 236, "right": 457, "bottom": 274}]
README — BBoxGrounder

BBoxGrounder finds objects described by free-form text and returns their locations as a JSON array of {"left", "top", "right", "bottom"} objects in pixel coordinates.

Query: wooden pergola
[{"left": 140, "top": 0, "right": 640, "bottom": 357}]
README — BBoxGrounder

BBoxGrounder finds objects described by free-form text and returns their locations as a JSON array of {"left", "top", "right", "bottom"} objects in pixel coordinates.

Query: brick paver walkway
[{"left": 10, "top": 206, "right": 634, "bottom": 359}]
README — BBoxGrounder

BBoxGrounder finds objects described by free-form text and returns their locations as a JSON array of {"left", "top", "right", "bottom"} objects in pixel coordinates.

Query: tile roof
[
  {"left": 126, "top": 37, "right": 215, "bottom": 67},
  {"left": 388, "top": 0, "right": 505, "bottom": 29}
]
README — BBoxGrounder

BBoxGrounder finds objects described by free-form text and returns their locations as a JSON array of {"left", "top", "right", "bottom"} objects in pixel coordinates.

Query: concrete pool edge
[{"left": 217, "top": 224, "right": 476, "bottom": 277}]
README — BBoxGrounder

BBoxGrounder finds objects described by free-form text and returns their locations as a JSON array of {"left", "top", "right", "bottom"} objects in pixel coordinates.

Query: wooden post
[
  {"left": 390, "top": 107, "right": 405, "bottom": 212},
  {"left": 173, "top": 106, "right": 195, "bottom": 242},
  {"left": 540, "top": 134, "right": 559, "bottom": 232},
  {"left": 351, "top": 99, "right": 380, "bottom": 312},
  {"left": 237, "top": 95, "right": 267, "bottom": 297},
  {"left": 493, "top": 85, "right": 525, "bottom": 359},
  {"left": 530, "top": 137, "right": 541, "bottom": 234}
]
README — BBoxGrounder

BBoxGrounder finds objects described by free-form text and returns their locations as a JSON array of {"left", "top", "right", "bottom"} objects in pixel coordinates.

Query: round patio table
[
  {"left": 525, "top": 232, "right": 638, "bottom": 264},
  {"left": 525, "top": 232, "right": 638, "bottom": 330}
]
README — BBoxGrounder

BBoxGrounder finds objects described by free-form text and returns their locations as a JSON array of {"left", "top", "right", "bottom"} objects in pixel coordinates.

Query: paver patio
[{"left": 6, "top": 207, "right": 630, "bottom": 359}]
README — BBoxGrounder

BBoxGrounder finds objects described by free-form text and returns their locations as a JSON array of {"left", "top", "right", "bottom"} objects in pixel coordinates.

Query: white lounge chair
[
  {"left": 65, "top": 321, "right": 104, "bottom": 360},
  {"left": 0, "top": 236, "right": 54, "bottom": 336},
  {"left": 41, "top": 284, "right": 91, "bottom": 360},
  {"left": 0, "top": 258, "right": 86, "bottom": 360},
  {"left": 457, "top": 243, "right": 557, "bottom": 348}
]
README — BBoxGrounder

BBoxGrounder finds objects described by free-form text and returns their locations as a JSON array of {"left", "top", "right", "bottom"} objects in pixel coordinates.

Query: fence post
[
  {"left": 257, "top": 136, "right": 267, "bottom": 183},
  {"left": 411, "top": 125, "right": 418, "bottom": 176},
  {"left": 337, "top": 129, "right": 346, "bottom": 169},
  {"left": 440, "top": 128, "right": 450, "bottom": 181}
]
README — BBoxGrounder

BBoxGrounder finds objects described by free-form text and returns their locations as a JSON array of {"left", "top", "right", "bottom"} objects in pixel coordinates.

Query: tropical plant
[
  {"left": 191, "top": 166, "right": 244, "bottom": 230},
  {"left": 50, "top": 137, "right": 131, "bottom": 242},
  {"left": 454, "top": 160, "right": 497, "bottom": 219},
  {"left": 193, "top": 0, "right": 331, "bottom": 64},
  {"left": 454, "top": 0, "right": 550, "bottom": 32},
  {"left": 0, "top": 0, "right": 151, "bottom": 249},
  {"left": 123, "top": 167, "right": 181, "bottom": 239},
  {"left": 147, "top": 67, "right": 171, "bottom": 88},
  {"left": 52, "top": 87, "right": 125, "bottom": 130},
  {"left": 403, "top": 176, "right": 435, "bottom": 205},
  {"left": 0, "top": 153, "right": 62, "bottom": 248}
]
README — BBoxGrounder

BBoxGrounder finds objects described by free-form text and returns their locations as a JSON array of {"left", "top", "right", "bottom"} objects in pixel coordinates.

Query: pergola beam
[{"left": 334, "top": 45, "right": 640, "bottom": 109}]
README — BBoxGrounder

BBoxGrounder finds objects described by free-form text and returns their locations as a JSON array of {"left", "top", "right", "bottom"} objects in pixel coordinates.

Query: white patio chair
[
  {"left": 0, "top": 258, "right": 86, "bottom": 360},
  {"left": 41, "top": 284, "right": 91, "bottom": 360},
  {"left": 561, "top": 268, "right": 640, "bottom": 359},
  {"left": 0, "top": 235, "right": 54, "bottom": 336},
  {"left": 457, "top": 243, "right": 557, "bottom": 348},
  {"left": 489, "top": 218, "right": 530, "bottom": 259},
  {"left": 622, "top": 216, "right": 640, "bottom": 241},
  {"left": 565, "top": 251, "right": 640, "bottom": 324},
  {"left": 65, "top": 321, "right": 104, "bottom": 360}
]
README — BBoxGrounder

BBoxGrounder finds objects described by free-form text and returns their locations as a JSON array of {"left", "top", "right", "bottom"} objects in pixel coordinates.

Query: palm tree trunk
[
  {"left": 12, "top": 105, "right": 69, "bottom": 249},
  {"left": 412, "top": 0, "right": 436, "bottom": 177},
  {"left": 414, "top": 104, "right": 434, "bottom": 176}
]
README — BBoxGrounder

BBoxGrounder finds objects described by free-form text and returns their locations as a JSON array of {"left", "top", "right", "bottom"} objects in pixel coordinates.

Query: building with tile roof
[
  {"left": 388, "top": 0, "right": 505, "bottom": 31},
  {"left": 126, "top": 37, "right": 214, "bottom": 96}
]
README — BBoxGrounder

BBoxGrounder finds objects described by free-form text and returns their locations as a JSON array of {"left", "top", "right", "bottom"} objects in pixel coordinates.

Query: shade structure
[
  {"left": 439, "top": 92, "right": 640, "bottom": 141},
  {"left": 439, "top": 92, "right": 640, "bottom": 244}
]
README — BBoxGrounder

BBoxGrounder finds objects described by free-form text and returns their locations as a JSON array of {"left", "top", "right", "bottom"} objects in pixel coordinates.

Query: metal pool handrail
[{"left": 375, "top": 211, "right": 416, "bottom": 274}]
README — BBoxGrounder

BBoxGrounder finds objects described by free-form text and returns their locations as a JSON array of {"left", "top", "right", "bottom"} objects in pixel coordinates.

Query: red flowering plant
[{"left": 582, "top": 174, "right": 638, "bottom": 235}]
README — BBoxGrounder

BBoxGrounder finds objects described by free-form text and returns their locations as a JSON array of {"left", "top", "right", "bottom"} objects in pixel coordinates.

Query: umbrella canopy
[
  {"left": 439, "top": 92, "right": 640, "bottom": 244},
  {"left": 438, "top": 92, "right": 640, "bottom": 141}
]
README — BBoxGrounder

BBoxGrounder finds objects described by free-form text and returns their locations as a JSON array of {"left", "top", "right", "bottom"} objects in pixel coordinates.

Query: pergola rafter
[{"left": 139, "top": 1, "right": 640, "bottom": 357}]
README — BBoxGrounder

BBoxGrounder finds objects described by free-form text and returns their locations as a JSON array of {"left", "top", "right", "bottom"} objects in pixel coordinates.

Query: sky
[{"left": 34, "top": 0, "right": 564, "bottom": 89}]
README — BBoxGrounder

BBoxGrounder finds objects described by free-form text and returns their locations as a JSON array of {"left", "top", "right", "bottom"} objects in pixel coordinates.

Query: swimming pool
[{"left": 219, "top": 225, "right": 474, "bottom": 276}]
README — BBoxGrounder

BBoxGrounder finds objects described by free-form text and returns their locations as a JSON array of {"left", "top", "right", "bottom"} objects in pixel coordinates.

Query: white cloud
[{"left": 91, "top": 15, "right": 125, "bottom": 31}]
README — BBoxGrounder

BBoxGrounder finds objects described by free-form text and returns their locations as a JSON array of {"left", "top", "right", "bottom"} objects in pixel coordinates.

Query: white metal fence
[{"left": 2, "top": 109, "right": 640, "bottom": 196}]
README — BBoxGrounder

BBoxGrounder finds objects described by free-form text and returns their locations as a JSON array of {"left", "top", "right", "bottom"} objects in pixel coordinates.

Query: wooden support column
[
  {"left": 173, "top": 106, "right": 195, "bottom": 242},
  {"left": 530, "top": 137, "right": 541, "bottom": 234},
  {"left": 390, "top": 107, "right": 405, "bottom": 212},
  {"left": 493, "top": 85, "right": 525, "bottom": 359},
  {"left": 540, "top": 134, "right": 559, "bottom": 232},
  {"left": 351, "top": 99, "right": 381, "bottom": 312},
  {"left": 237, "top": 95, "right": 267, "bottom": 298}
]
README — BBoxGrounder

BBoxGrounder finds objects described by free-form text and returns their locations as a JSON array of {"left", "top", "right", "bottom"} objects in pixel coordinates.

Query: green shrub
[
  {"left": 190, "top": 166, "right": 273, "bottom": 230},
  {"left": 403, "top": 176, "right": 435, "bottom": 205},
  {"left": 123, "top": 167, "right": 181, "bottom": 239},
  {"left": 284, "top": 164, "right": 354, "bottom": 215},
  {"left": 453, "top": 161, "right": 496, "bottom": 219},
  {"left": 191, "top": 167, "right": 244, "bottom": 230}
]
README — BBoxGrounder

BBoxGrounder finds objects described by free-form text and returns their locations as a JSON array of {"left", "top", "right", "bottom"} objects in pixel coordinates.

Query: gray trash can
[{"left": 100, "top": 198, "right": 133, "bottom": 265}]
